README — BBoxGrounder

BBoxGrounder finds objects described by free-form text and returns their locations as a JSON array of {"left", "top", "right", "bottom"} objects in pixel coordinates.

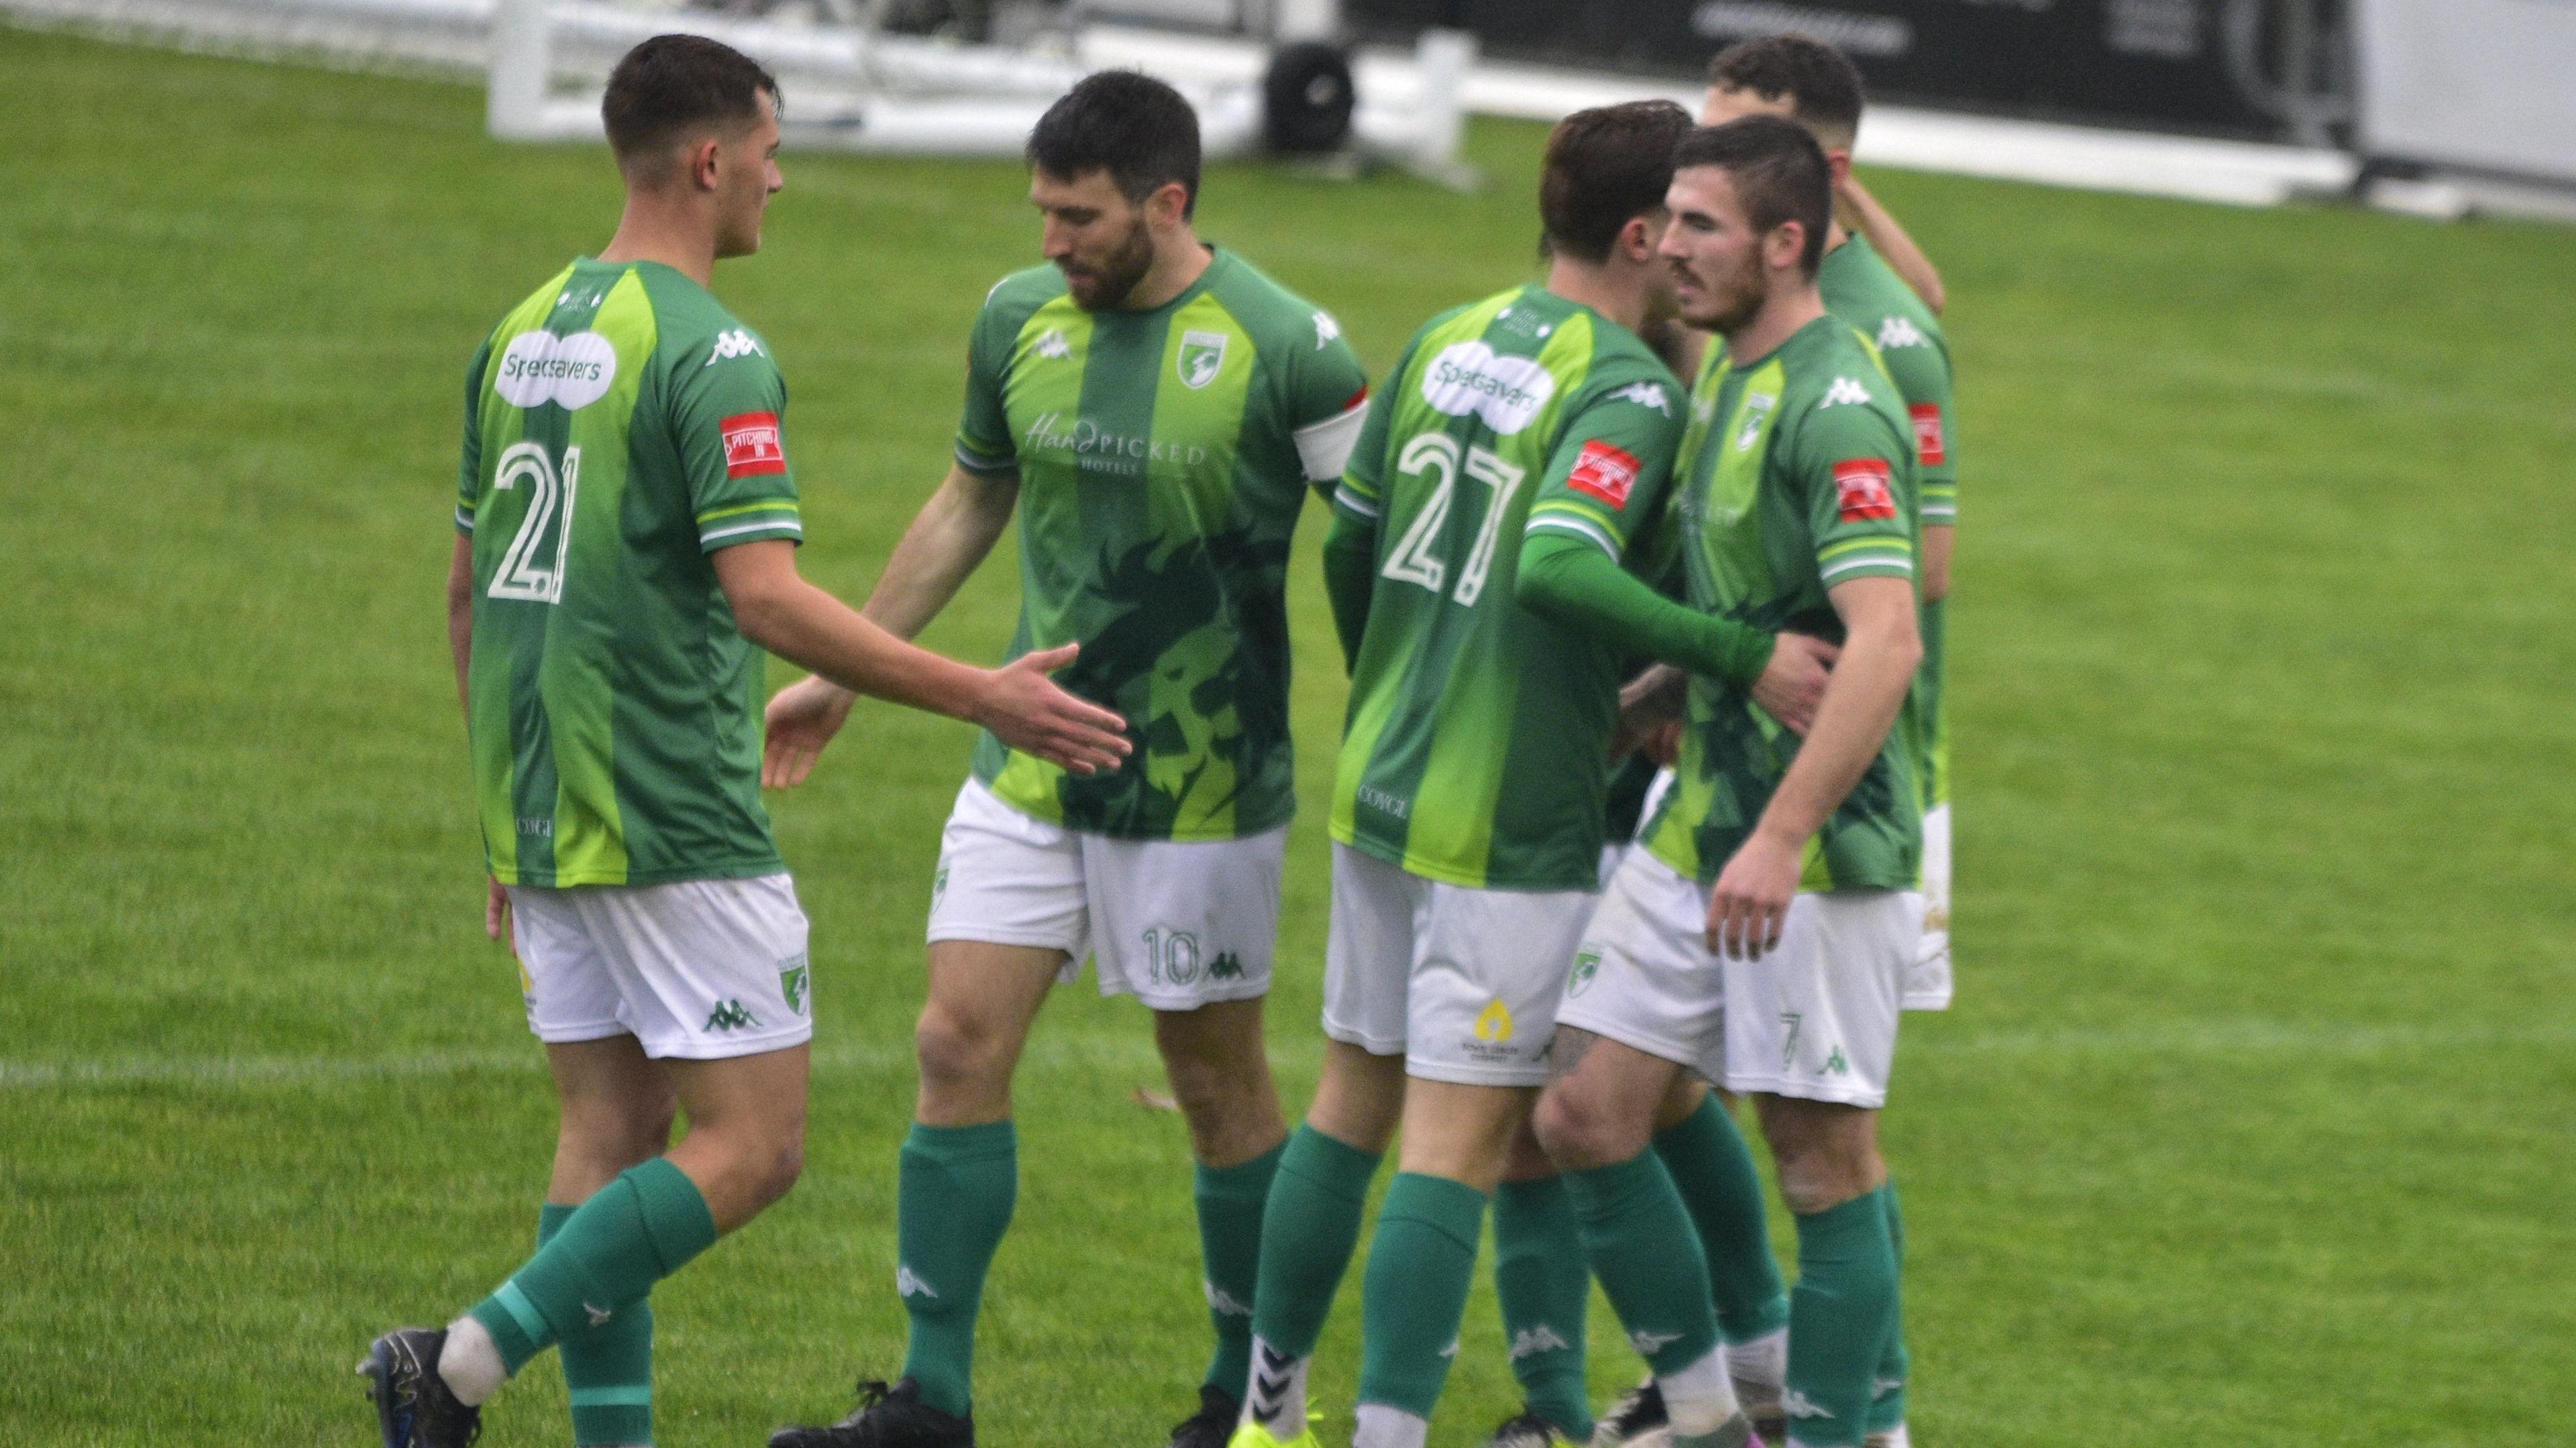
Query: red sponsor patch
[
  {"left": 1909, "top": 402, "right": 1946, "bottom": 465},
  {"left": 1833, "top": 459, "right": 1897, "bottom": 522},
  {"left": 1566, "top": 439, "right": 1642, "bottom": 510},
  {"left": 721, "top": 411, "right": 786, "bottom": 478}
]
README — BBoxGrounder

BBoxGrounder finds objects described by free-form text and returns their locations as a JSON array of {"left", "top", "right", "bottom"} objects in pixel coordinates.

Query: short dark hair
[
  {"left": 1708, "top": 34, "right": 1864, "bottom": 141},
  {"left": 1539, "top": 99, "right": 1695, "bottom": 265},
  {"left": 1026, "top": 70, "right": 1203, "bottom": 218},
  {"left": 1672, "top": 116, "right": 1833, "bottom": 276},
  {"left": 602, "top": 35, "right": 780, "bottom": 169}
]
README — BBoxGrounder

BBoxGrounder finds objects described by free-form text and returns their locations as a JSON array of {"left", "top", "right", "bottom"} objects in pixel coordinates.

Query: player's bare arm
[
  {"left": 1835, "top": 174, "right": 1945, "bottom": 315},
  {"left": 1706, "top": 572, "right": 1919, "bottom": 957},
  {"left": 714, "top": 539, "right": 1128, "bottom": 778},
  {"left": 1922, "top": 522, "right": 1953, "bottom": 602},
  {"left": 763, "top": 461, "right": 1021, "bottom": 782}
]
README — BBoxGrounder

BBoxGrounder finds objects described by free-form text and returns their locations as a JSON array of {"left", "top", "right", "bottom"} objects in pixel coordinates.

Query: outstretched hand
[
  {"left": 1752, "top": 633, "right": 1839, "bottom": 736},
  {"left": 976, "top": 643, "right": 1131, "bottom": 776},
  {"left": 763, "top": 675, "right": 855, "bottom": 788}
]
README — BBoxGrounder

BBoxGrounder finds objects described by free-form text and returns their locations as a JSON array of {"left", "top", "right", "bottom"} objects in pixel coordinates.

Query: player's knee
[
  {"left": 1533, "top": 1080, "right": 1640, "bottom": 1172},
  {"left": 914, "top": 1003, "right": 1008, "bottom": 1096},
  {"left": 1768, "top": 1141, "right": 1874, "bottom": 1216}
]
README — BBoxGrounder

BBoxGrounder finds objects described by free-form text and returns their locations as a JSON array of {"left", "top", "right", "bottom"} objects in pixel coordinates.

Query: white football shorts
[
  {"left": 1321, "top": 843, "right": 1599, "bottom": 1088},
  {"left": 509, "top": 872, "right": 813, "bottom": 1060},
  {"left": 925, "top": 779, "right": 1283, "bottom": 1011},
  {"left": 1556, "top": 849, "right": 1921, "bottom": 1109},
  {"left": 1907, "top": 801, "right": 1953, "bottom": 1011}
]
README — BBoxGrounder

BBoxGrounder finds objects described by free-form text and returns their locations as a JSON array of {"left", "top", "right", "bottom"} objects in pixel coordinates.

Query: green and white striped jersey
[
  {"left": 458, "top": 258, "right": 802, "bottom": 888},
  {"left": 1330, "top": 285, "right": 1688, "bottom": 891},
  {"left": 1821, "top": 233, "right": 1958, "bottom": 808},
  {"left": 1642, "top": 313, "right": 1923, "bottom": 892},
  {"left": 953, "top": 247, "right": 1371, "bottom": 841}
]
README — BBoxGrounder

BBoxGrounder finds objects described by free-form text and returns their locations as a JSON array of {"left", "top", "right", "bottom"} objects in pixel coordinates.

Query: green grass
[{"left": 4, "top": 25, "right": 2574, "bottom": 1447}]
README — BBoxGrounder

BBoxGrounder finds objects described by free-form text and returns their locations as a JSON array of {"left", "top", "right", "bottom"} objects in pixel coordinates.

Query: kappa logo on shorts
[
  {"left": 1208, "top": 951, "right": 1246, "bottom": 982},
  {"left": 1565, "top": 950, "right": 1602, "bottom": 998},
  {"left": 704, "top": 999, "right": 760, "bottom": 1032},
  {"left": 721, "top": 412, "right": 787, "bottom": 478},
  {"left": 779, "top": 954, "right": 810, "bottom": 1017}
]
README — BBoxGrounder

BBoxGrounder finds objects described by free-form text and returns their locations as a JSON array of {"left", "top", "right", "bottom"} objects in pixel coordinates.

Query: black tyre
[{"left": 1262, "top": 40, "right": 1356, "bottom": 154}]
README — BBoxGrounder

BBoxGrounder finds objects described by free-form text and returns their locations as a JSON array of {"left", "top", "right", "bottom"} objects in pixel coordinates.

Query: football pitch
[{"left": 3, "top": 25, "right": 2572, "bottom": 1446}]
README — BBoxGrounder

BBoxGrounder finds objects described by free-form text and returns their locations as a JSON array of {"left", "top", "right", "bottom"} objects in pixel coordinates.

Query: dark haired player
[
  {"left": 1224, "top": 101, "right": 1835, "bottom": 1448},
  {"left": 357, "top": 35, "right": 1128, "bottom": 1448},
  {"left": 763, "top": 70, "right": 1371, "bottom": 1448},
  {"left": 1536, "top": 116, "right": 1924, "bottom": 1448}
]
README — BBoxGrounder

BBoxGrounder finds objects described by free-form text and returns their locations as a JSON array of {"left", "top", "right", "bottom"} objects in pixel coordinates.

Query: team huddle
[{"left": 362, "top": 27, "right": 1962, "bottom": 1448}]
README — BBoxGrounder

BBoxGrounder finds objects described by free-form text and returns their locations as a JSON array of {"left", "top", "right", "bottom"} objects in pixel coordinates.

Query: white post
[
  {"left": 1273, "top": 0, "right": 1340, "bottom": 42},
  {"left": 1412, "top": 25, "right": 1474, "bottom": 168},
  {"left": 488, "top": 0, "right": 550, "bottom": 140}
]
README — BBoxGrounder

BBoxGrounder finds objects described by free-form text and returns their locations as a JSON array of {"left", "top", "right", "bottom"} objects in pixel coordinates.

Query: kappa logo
[
  {"left": 1178, "top": 329, "right": 1229, "bottom": 389},
  {"left": 494, "top": 329, "right": 618, "bottom": 411},
  {"left": 1782, "top": 1388, "right": 1833, "bottom": 1421},
  {"left": 1823, "top": 1044, "right": 1849, "bottom": 1075},
  {"left": 1034, "top": 327, "right": 1072, "bottom": 361},
  {"left": 583, "top": 1302, "right": 614, "bottom": 1327},
  {"left": 1205, "top": 1281, "right": 1253, "bottom": 1318},
  {"left": 1612, "top": 380, "right": 1673, "bottom": 416},
  {"left": 1421, "top": 340, "right": 1556, "bottom": 435},
  {"left": 1874, "top": 1376, "right": 1907, "bottom": 1400},
  {"left": 1628, "top": 1329, "right": 1684, "bottom": 1355},
  {"left": 1313, "top": 310, "right": 1342, "bottom": 349},
  {"left": 704, "top": 327, "right": 766, "bottom": 366},
  {"left": 704, "top": 999, "right": 759, "bottom": 1032},
  {"left": 720, "top": 412, "right": 787, "bottom": 478},
  {"left": 1819, "top": 376, "right": 1875, "bottom": 408},
  {"left": 1877, "top": 315, "right": 1929, "bottom": 349},
  {"left": 1208, "top": 951, "right": 1246, "bottom": 982},
  {"left": 896, "top": 1265, "right": 939, "bottom": 1299},
  {"left": 1507, "top": 1325, "right": 1572, "bottom": 1361},
  {"left": 1440, "top": 1339, "right": 1460, "bottom": 1359}
]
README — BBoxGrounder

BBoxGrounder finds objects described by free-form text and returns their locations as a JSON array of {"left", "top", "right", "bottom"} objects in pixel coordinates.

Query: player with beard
[
  {"left": 763, "top": 70, "right": 1371, "bottom": 1448},
  {"left": 1537, "top": 115, "right": 1924, "bottom": 1448}
]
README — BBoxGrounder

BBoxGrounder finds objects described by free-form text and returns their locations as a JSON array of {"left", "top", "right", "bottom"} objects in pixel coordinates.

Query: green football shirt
[
  {"left": 458, "top": 259, "right": 804, "bottom": 888},
  {"left": 1642, "top": 313, "right": 1923, "bottom": 892},
  {"left": 1821, "top": 233, "right": 1957, "bottom": 809},
  {"left": 953, "top": 247, "right": 1371, "bottom": 840},
  {"left": 1330, "top": 286, "right": 1688, "bottom": 892}
]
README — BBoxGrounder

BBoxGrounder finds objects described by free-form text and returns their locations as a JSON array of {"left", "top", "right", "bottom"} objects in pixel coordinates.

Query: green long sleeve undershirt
[
  {"left": 1322, "top": 507, "right": 1378, "bottom": 673},
  {"left": 1514, "top": 531, "right": 1774, "bottom": 687}
]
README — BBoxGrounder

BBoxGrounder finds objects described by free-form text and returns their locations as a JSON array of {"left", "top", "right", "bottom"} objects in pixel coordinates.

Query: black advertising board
[{"left": 1344, "top": 0, "right": 2314, "bottom": 140}]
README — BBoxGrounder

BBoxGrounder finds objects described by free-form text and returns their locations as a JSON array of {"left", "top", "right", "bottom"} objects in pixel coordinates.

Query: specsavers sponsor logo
[
  {"left": 494, "top": 329, "right": 617, "bottom": 410},
  {"left": 1421, "top": 340, "right": 1555, "bottom": 435}
]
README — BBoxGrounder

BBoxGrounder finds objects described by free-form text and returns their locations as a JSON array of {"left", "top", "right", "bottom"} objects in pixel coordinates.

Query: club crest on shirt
[{"left": 1178, "top": 329, "right": 1229, "bottom": 389}]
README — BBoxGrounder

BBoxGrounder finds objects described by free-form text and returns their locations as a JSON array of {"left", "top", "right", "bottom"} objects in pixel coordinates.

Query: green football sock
[
  {"left": 1249, "top": 1124, "right": 1383, "bottom": 1359},
  {"left": 539, "top": 1202, "right": 655, "bottom": 1447},
  {"left": 1355, "top": 1172, "right": 1488, "bottom": 1418},
  {"left": 468, "top": 1158, "right": 716, "bottom": 1376},
  {"left": 1196, "top": 1140, "right": 1285, "bottom": 1399},
  {"left": 1656, "top": 1095, "right": 1790, "bottom": 1343},
  {"left": 1564, "top": 1150, "right": 1721, "bottom": 1376},
  {"left": 1493, "top": 1176, "right": 1594, "bottom": 1439},
  {"left": 1864, "top": 1183, "right": 1909, "bottom": 1436},
  {"left": 1784, "top": 1187, "right": 1899, "bottom": 1448},
  {"left": 896, "top": 1119, "right": 1018, "bottom": 1418}
]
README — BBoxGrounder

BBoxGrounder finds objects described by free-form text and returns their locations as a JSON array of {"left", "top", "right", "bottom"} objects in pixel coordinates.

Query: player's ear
[
  {"left": 1766, "top": 219, "right": 1805, "bottom": 273},
  {"left": 1826, "top": 148, "right": 1854, "bottom": 188},
  {"left": 1621, "top": 210, "right": 1665, "bottom": 264},
  {"left": 1144, "top": 179, "right": 1190, "bottom": 231},
  {"left": 688, "top": 134, "right": 724, "bottom": 192}
]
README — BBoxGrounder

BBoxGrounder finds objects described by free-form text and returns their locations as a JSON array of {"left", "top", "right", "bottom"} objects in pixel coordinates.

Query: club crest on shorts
[
  {"left": 778, "top": 953, "right": 810, "bottom": 1017},
  {"left": 1178, "top": 329, "right": 1229, "bottom": 389},
  {"left": 1565, "top": 950, "right": 1601, "bottom": 997}
]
